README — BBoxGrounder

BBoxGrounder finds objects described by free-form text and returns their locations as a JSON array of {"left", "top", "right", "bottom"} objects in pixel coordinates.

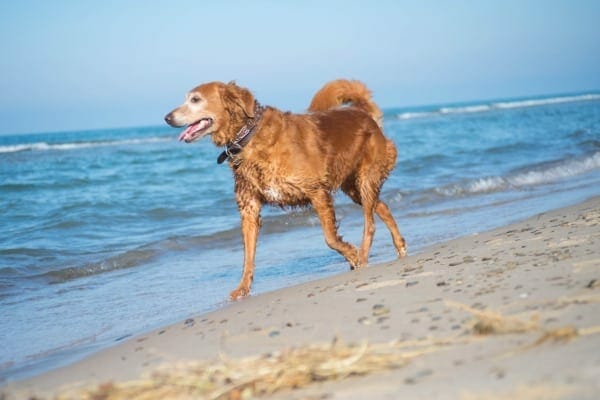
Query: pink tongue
[
  {"left": 178, "top": 119, "right": 210, "bottom": 141},
  {"left": 178, "top": 123, "right": 197, "bottom": 141}
]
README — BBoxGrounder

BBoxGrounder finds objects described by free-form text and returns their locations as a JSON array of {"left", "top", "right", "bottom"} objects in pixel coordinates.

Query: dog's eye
[{"left": 190, "top": 96, "right": 201, "bottom": 104}]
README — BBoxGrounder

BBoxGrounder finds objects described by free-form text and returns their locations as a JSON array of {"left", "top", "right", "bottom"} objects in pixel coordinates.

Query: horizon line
[{"left": 2, "top": 88, "right": 599, "bottom": 138}]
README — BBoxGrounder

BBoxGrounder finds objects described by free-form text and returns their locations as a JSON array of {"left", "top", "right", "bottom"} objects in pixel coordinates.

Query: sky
[{"left": 0, "top": 0, "right": 599, "bottom": 135}]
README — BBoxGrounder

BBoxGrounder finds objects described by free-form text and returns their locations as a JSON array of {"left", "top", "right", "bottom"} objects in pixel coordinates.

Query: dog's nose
[{"left": 164, "top": 113, "right": 173, "bottom": 125}]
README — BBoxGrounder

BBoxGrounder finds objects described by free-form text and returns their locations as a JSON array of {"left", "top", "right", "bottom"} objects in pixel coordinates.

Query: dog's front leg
[{"left": 230, "top": 193, "right": 262, "bottom": 300}]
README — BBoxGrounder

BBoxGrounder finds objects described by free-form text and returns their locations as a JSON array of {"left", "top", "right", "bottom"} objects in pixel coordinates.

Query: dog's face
[
  {"left": 165, "top": 82, "right": 222, "bottom": 143},
  {"left": 165, "top": 82, "right": 255, "bottom": 147}
]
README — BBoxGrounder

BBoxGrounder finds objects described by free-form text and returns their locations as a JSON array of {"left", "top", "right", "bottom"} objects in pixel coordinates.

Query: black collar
[{"left": 217, "top": 102, "right": 265, "bottom": 164}]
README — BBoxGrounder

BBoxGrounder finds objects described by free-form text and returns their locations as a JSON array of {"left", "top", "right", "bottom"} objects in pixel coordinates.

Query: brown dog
[{"left": 165, "top": 80, "right": 406, "bottom": 299}]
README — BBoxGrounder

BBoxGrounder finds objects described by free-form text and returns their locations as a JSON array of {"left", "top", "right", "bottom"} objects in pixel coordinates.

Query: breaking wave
[
  {"left": 0, "top": 137, "right": 172, "bottom": 154},
  {"left": 396, "top": 93, "right": 600, "bottom": 120},
  {"left": 434, "top": 152, "right": 600, "bottom": 197}
]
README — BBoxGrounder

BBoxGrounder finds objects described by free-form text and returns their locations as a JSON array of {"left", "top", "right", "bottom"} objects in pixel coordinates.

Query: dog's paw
[
  {"left": 397, "top": 246, "right": 407, "bottom": 258},
  {"left": 229, "top": 286, "right": 250, "bottom": 301},
  {"left": 349, "top": 257, "right": 366, "bottom": 270},
  {"left": 396, "top": 238, "right": 407, "bottom": 258},
  {"left": 346, "top": 246, "right": 362, "bottom": 270},
  {"left": 352, "top": 263, "right": 367, "bottom": 270}
]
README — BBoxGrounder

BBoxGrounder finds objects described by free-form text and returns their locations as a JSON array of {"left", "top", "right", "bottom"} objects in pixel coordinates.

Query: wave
[
  {"left": 25, "top": 209, "right": 336, "bottom": 285},
  {"left": 32, "top": 226, "right": 243, "bottom": 284},
  {"left": 0, "top": 137, "right": 172, "bottom": 154},
  {"left": 396, "top": 93, "right": 600, "bottom": 120},
  {"left": 38, "top": 249, "right": 160, "bottom": 284},
  {"left": 434, "top": 152, "right": 600, "bottom": 197},
  {"left": 493, "top": 94, "right": 600, "bottom": 109}
]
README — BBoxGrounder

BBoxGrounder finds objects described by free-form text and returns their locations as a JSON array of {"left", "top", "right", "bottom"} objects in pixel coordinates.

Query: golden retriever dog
[{"left": 165, "top": 79, "right": 406, "bottom": 299}]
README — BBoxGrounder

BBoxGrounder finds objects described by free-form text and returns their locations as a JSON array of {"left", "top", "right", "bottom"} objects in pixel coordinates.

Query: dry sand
[{"left": 3, "top": 197, "right": 599, "bottom": 399}]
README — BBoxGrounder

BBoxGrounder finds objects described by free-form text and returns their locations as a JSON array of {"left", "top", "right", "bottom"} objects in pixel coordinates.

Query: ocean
[{"left": 1, "top": 92, "right": 599, "bottom": 382}]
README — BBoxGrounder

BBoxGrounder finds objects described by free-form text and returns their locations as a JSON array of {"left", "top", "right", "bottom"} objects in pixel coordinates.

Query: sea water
[{"left": 1, "top": 92, "right": 599, "bottom": 381}]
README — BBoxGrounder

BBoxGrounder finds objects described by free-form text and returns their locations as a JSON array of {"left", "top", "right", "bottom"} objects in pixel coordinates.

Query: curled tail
[{"left": 308, "top": 79, "right": 383, "bottom": 129}]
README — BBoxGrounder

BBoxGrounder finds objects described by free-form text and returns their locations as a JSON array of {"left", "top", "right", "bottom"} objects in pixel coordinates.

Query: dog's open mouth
[{"left": 178, "top": 118, "right": 214, "bottom": 143}]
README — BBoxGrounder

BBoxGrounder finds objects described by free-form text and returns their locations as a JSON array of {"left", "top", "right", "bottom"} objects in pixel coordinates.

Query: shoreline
[{"left": 4, "top": 196, "right": 600, "bottom": 399}]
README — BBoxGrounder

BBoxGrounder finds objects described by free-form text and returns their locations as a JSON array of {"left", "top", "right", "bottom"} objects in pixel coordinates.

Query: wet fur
[{"left": 165, "top": 79, "right": 406, "bottom": 300}]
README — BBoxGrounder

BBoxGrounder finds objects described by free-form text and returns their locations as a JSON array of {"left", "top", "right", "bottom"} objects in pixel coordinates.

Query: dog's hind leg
[
  {"left": 373, "top": 137, "right": 406, "bottom": 257},
  {"left": 310, "top": 190, "right": 360, "bottom": 269},
  {"left": 342, "top": 177, "right": 406, "bottom": 261},
  {"left": 375, "top": 200, "right": 407, "bottom": 257},
  {"left": 359, "top": 195, "right": 377, "bottom": 266}
]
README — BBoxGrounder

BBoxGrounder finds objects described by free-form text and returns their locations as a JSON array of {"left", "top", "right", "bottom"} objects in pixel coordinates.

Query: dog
[{"left": 165, "top": 79, "right": 406, "bottom": 300}]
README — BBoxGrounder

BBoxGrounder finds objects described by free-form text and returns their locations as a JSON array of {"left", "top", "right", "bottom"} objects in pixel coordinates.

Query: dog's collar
[{"left": 217, "top": 102, "right": 265, "bottom": 164}]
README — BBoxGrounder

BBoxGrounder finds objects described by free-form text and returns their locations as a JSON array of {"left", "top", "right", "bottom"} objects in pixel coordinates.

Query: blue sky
[{"left": 0, "top": 0, "right": 599, "bottom": 135}]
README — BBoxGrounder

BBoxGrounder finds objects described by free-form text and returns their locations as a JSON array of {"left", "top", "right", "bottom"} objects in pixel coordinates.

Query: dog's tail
[{"left": 308, "top": 79, "right": 383, "bottom": 129}]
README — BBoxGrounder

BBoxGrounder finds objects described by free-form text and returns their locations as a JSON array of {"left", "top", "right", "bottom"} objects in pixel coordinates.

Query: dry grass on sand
[
  {"left": 49, "top": 299, "right": 600, "bottom": 400},
  {"left": 53, "top": 337, "right": 459, "bottom": 400}
]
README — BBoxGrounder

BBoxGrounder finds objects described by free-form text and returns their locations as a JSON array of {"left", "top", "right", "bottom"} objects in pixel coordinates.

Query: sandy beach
[{"left": 3, "top": 196, "right": 599, "bottom": 399}]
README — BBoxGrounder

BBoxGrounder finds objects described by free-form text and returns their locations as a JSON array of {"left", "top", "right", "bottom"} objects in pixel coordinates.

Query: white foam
[
  {"left": 508, "top": 152, "right": 600, "bottom": 187},
  {"left": 467, "top": 176, "right": 507, "bottom": 193},
  {"left": 439, "top": 105, "right": 492, "bottom": 114},
  {"left": 0, "top": 137, "right": 171, "bottom": 154},
  {"left": 396, "top": 111, "right": 436, "bottom": 120},
  {"left": 435, "top": 177, "right": 507, "bottom": 197}
]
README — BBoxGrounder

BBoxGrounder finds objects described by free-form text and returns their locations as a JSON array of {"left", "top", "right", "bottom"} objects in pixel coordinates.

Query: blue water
[{"left": 1, "top": 92, "right": 599, "bottom": 382}]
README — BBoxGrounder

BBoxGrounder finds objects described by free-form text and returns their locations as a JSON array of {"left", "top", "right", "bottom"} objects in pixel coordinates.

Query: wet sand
[{"left": 3, "top": 196, "right": 599, "bottom": 399}]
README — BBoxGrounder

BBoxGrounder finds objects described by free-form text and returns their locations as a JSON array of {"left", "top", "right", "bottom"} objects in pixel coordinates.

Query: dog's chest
[
  {"left": 235, "top": 163, "right": 310, "bottom": 206},
  {"left": 258, "top": 179, "right": 305, "bottom": 205}
]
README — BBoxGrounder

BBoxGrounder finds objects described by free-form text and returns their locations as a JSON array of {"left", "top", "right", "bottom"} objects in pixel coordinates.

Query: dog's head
[{"left": 164, "top": 81, "right": 255, "bottom": 147}]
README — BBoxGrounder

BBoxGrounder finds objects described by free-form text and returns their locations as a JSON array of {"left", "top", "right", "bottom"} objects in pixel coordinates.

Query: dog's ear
[{"left": 223, "top": 81, "right": 255, "bottom": 118}]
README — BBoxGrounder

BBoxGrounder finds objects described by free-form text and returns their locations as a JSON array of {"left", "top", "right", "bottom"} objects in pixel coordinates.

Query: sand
[{"left": 3, "top": 196, "right": 599, "bottom": 399}]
